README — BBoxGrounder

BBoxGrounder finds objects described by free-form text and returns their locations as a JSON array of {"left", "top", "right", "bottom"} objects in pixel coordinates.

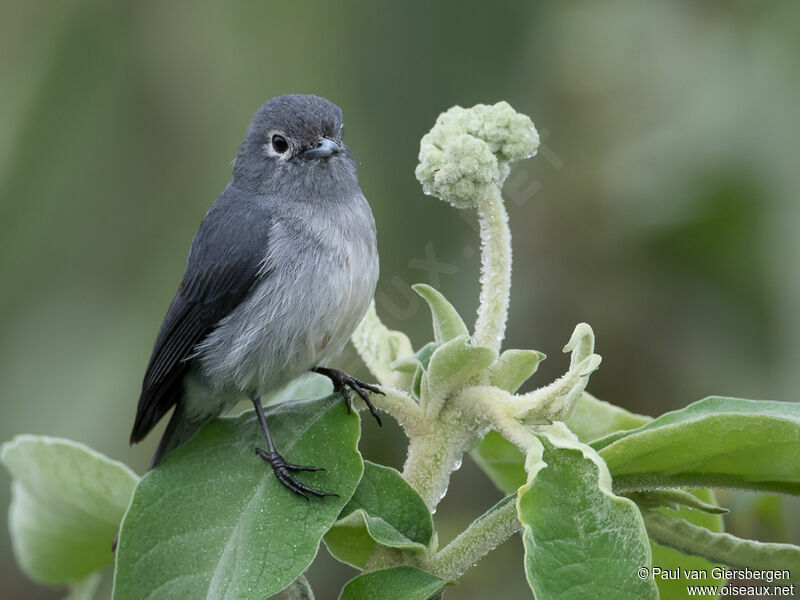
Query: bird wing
[{"left": 130, "top": 193, "right": 271, "bottom": 444}]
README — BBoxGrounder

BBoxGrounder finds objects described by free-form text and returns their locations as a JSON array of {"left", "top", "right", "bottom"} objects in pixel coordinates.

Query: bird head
[{"left": 232, "top": 94, "right": 357, "bottom": 193}]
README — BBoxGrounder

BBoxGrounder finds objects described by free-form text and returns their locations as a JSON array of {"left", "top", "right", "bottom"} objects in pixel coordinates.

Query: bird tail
[{"left": 148, "top": 403, "right": 200, "bottom": 469}]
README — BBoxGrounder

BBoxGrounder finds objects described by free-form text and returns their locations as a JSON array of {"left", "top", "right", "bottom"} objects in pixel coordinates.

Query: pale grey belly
[{"left": 186, "top": 246, "right": 377, "bottom": 421}]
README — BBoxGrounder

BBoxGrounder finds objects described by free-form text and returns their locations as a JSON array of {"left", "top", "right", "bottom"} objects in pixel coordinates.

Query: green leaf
[
  {"left": 269, "top": 575, "right": 314, "bottom": 599},
  {"left": 411, "top": 363, "right": 425, "bottom": 399},
  {"left": 0, "top": 435, "right": 139, "bottom": 585},
  {"left": 113, "top": 395, "right": 363, "bottom": 600},
  {"left": 339, "top": 566, "right": 447, "bottom": 600},
  {"left": 413, "top": 284, "right": 469, "bottom": 345},
  {"left": 470, "top": 431, "right": 526, "bottom": 494},
  {"left": 487, "top": 348, "right": 545, "bottom": 393},
  {"left": 560, "top": 393, "right": 731, "bottom": 597},
  {"left": 390, "top": 341, "right": 436, "bottom": 374},
  {"left": 325, "top": 461, "right": 432, "bottom": 569},
  {"left": 592, "top": 396, "right": 800, "bottom": 495},
  {"left": 421, "top": 334, "right": 496, "bottom": 419},
  {"left": 518, "top": 434, "right": 658, "bottom": 600},
  {"left": 648, "top": 489, "right": 725, "bottom": 600},
  {"left": 565, "top": 392, "right": 650, "bottom": 443},
  {"left": 268, "top": 372, "right": 333, "bottom": 406},
  {"left": 626, "top": 489, "right": 728, "bottom": 515},
  {"left": 643, "top": 510, "right": 800, "bottom": 571},
  {"left": 397, "top": 342, "right": 437, "bottom": 400}
]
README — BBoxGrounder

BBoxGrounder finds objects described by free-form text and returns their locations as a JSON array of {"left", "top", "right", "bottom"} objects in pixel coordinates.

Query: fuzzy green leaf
[
  {"left": 627, "top": 489, "right": 729, "bottom": 515},
  {"left": 113, "top": 395, "right": 363, "bottom": 600},
  {"left": 487, "top": 349, "right": 545, "bottom": 393},
  {"left": 470, "top": 431, "right": 526, "bottom": 494},
  {"left": 411, "top": 363, "right": 425, "bottom": 399},
  {"left": 268, "top": 373, "right": 333, "bottom": 406},
  {"left": 325, "top": 462, "right": 432, "bottom": 569},
  {"left": 565, "top": 393, "right": 650, "bottom": 443},
  {"left": 518, "top": 434, "right": 658, "bottom": 600},
  {"left": 340, "top": 566, "right": 447, "bottom": 600},
  {"left": 390, "top": 341, "right": 436, "bottom": 374},
  {"left": 563, "top": 394, "right": 729, "bottom": 599},
  {"left": 421, "top": 334, "right": 496, "bottom": 419},
  {"left": 413, "top": 284, "right": 469, "bottom": 345},
  {"left": 643, "top": 510, "right": 800, "bottom": 571},
  {"left": 593, "top": 397, "right": 800, "bottom": 495},
  {"left": 648, "top": 489, "right": 725, "bottom": 600},
  {"left": 0, "top": 436, "right": 138, "bottom": 585}
]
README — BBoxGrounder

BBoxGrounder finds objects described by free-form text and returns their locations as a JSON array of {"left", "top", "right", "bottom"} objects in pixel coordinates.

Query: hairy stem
[
  {"left": 473, "top": 186, "right": 511, "bottom": 353},
  {"left": 426, "top": 495, "right": 521, "bottom": 580},
  {"left": 456, "top": 386, "right": 539, "bottom": 453},
  {"left": 366, "top": 387, "right": 427, "bottom": 436},
  {"left": 402, "top": 419, "right": 475, "bottom": 511}
]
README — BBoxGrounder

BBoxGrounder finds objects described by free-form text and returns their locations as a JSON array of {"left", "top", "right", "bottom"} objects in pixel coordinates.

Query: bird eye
[{"left": 271, "top": 134, "right": 289, "bottom": 154}]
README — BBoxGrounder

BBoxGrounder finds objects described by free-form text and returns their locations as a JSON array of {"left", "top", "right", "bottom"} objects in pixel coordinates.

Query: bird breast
[{"left": 195, "top": 198, "right": 379, "bottom": 396}]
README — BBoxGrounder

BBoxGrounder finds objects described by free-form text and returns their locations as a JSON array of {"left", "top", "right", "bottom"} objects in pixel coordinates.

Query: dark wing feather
[{"left": 130, "top": 192, "right": 271, "bottom": 444}]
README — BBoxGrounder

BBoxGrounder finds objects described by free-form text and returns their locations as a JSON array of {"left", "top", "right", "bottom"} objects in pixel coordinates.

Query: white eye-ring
[{"left": 264, "top": 131, "right": 291, "bottom": 159}]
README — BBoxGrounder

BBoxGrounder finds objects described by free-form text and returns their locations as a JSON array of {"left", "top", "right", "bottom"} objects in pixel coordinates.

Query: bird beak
[{"left": 303, "top": 138, "right": 340, "bottom": 159}]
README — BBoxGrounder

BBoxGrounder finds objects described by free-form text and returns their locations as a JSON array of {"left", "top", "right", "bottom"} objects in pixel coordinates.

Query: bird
[{"left": 130, "top": 94, "right": 382, "bottom": 499}]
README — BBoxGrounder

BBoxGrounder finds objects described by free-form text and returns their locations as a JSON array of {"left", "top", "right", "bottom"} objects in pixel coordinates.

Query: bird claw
[
  {"left": 255, "top": 447, "right": 336, "bottom": 499},
  {"left": 345, "top": 378, "right": 384, "bottom": 427},
  {"left": 314, "top": 367, "right": 384, "bottom": 427}
]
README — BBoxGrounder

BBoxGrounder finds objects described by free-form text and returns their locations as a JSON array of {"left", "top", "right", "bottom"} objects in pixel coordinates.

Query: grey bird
[{"left": 130, "top": 94, "right": 382, "bottom": 498}]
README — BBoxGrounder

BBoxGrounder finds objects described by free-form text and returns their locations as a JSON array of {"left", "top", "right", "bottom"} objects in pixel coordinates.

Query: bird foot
[
  {"left": 255, "top": 447, "right": 337, "bottom": 500},
  {"left": 313, "top": 367, "right": 384, "bottom": 426}
]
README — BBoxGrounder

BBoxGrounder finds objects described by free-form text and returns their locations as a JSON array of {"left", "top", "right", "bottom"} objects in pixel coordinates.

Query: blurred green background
[{"left": 2, "top": 1, "right": 799, "bottom": 598}]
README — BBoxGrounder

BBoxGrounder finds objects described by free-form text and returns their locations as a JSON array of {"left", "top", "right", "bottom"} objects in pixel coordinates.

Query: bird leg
[
  {"left": 251, "top": 394, "right": 337, "bottom": 500},
  {"left": 312, "top": 367, "right": 384, "bottom": 427}
]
